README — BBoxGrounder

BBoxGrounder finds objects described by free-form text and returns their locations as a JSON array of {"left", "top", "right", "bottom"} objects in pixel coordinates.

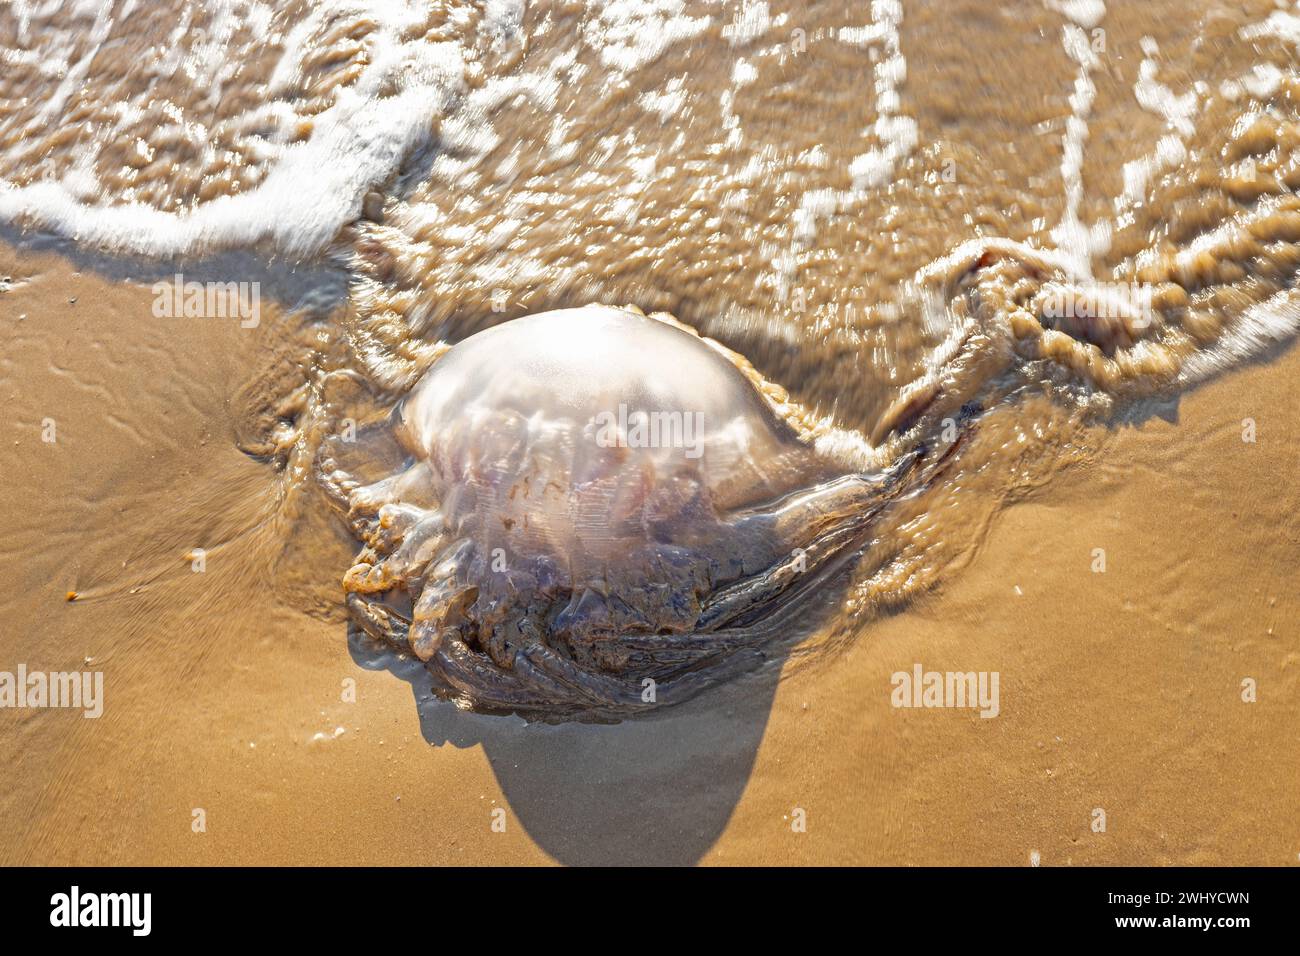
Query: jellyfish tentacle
[
  {"left": 343, "top": 557, "right": 400, "bottom": 593},
  {"left": 431, "top": 633, "right": 557, "bottom": 713},
  {"left": 346, "top": 593, "right": 410, "bottom": 650},
  {"left": 368, "top": 502, "right": 425, "bottom": 550},
  {"left": 688, "top": 450, "right": 922, "bottom": 630},
  {"left": 348, "top": 462, "right": 433, "bottom": 519},
  {"left": 381, "top": 511, "right": 447, "bottom": 580},
  {"left": 698, "top": 442, "right": 953, "bottom": 631},
  {"left": 410, "top": 572, "right": 479, "bottom": 663},
  {"left": 514, "top": 643, "right": 643, "bottom": 709},
  {"left": 737, "top": 446, "right": 922, "bottom": 547},
  {"left": 316, "top": 453, "right": 362, "bottom": 521}
]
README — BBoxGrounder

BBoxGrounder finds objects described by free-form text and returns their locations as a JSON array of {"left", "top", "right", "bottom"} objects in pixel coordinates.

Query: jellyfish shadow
[{"left": 344, "top": 591, "right": 843, "bottom": 866}]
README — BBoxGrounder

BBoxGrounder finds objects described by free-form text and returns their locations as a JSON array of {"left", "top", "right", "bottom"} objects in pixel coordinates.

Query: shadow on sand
[
  {"left": 345, "top": 610, "right": 828, "bottom": 865},
  {"left": 0, "top": 222, "right": 351, "bottom": 314}
]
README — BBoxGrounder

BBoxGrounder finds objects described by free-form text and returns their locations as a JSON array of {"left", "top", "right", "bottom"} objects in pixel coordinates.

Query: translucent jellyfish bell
[{"left": 323, "top": 305, "right": 935, "bottom": 718}]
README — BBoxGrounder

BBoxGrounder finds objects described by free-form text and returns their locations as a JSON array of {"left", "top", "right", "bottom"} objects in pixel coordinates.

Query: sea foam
[{"left": 0, "top": 0, "right": 524, "bottom": 258}]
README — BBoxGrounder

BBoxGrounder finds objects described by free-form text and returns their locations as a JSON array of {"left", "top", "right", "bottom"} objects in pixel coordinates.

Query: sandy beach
[
  {"left": 2, "top": 0, "right": 1298, "bottom": 866},
  {"left": 1, "top": 238, "right": 1296, "bottom": 865}
]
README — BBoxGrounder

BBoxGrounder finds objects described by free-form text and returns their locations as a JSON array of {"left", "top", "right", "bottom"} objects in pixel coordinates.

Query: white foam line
[
  {"left": 722, "top": 0, "right": 779, "bottom": 46},
  {"left": 776, "top": 0, "right": 916, "bottom": 296},
  {"left": 0, "top": 0, "right": 525, "bottom": 259},
  {"left": 1224, "top": 2, "right": 1299, "bottom": 101},
  {"left": 581, "top": 0, "right": 713, "bottom": 73},
  {"left": 33, "top": 0, "right": 115, "bottom": 125},
  {"left": 1046, "top": 0, "right": 1106, "bottom": 30},
  {"left": 0, "top": 76, "right": 459, "bottom": 258},
  {"left": 1048, "top": 2, "right": 1109, "bottom": 274},
  {"left": 845, "top": 0, "right": 916, "bottom": 194},
  {"left": 1116, "top": 37, "right": 1197, "bottom": 211},
  {"left": 1240, "top": 3, "right": 1300, "bottom": 47},
  {"left": 1177, "top": 288, "right": 1300, "bottom": 387}
]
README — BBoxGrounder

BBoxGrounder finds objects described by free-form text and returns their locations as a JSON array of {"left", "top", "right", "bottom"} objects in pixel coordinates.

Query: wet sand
[{"left": 2, "top": 241, "right": 1295, "bottom": 865}]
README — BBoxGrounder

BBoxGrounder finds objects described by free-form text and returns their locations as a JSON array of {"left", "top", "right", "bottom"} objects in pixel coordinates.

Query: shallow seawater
[{"left": 1, "top": 0, "right": 1298, "bottom": 863}]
